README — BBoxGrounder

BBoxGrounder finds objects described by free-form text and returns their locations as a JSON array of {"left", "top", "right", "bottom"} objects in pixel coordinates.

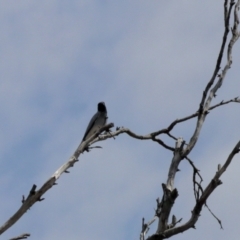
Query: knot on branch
[
  {"left": 162, "top": 184, "right": 179, "bottom": 203},
  {"left": 174, "top": 137, "right": 185, "bottom": 157},
  {"left": 22, "top": 184, "right": 44, "bottom": 205},
  {"left": 154, "top": 185, "right": 179, "bottom": 226}
]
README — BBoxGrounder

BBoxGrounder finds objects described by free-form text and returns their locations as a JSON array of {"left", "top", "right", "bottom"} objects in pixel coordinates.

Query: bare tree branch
[
  {"left": 147, "top": 140, "right": 240, "bottom": 239},
  {"left": 184, "top": 0, "right": 240, "bottom": 157},
  {"left": 9, "top": 233, "right": 30, "bottom": 240},
  {"left": 208, "top": 97, "right": 240, "bottom": 110},
  {"left": 1, "top": 1, "right": 239, "bottom": 239},
  {"left": 152, "top": 139, "right": 184, "bottom": 235},
  {"left": 0, "top": 123, "right": 114, "bottom": 236},
  {"left": 166, "top": 138, "right": 185, "bottom": 191},
  {"left": 145, "top": 1, "right": 240, "bottom": 239},
  {"left": 152, "top": 138, "right": 174, "bottom": 151},
  {"left": 198, "top": 0, "right": 235, "bottom": 114}
]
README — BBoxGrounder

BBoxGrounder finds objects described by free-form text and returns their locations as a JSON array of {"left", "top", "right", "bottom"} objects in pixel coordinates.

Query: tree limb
[
  {"left": 198, "top": 0, "right": 234, "bottom": 114},
  {"left": 147, "top": 140, "right": 240, "bottom": 239},
  {"left": 0, "top": 123, "right": 114, "bottom": 236},
  {"left": 185, "top": 156, "right": 203, "bottom": 201},
  {"left": 205, "top": 203, "right": 223, "bottom": 229},
  {"left": 145, "top": 2, "right": 240, "bottom": 238},
  {"left": 184, "top": 0, "right": 240, "bottom": 157},
  {"left": 9, "top": 233, "right": 30, "bottom": 240}
]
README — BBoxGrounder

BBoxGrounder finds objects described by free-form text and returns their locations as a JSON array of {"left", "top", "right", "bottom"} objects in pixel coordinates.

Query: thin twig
[
  {"left": 152, "top": 137, "right": 175, "bottom": 151},
  {"left": 185, "top": 157, "right": 203, "bottom": 201},
  {"left": 140, "top": 217, "right": 158, "bottom": 240},
  {"left": 205, "top": 203, "right": 223, "bottom": 229},
  {"left": 9, "top": 233, "right": 30, "bottom": 240}
]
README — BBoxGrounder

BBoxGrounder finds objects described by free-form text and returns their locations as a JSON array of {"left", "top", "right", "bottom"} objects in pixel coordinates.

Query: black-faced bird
[{"left": 82, "top": 102, "right": 108, "bottom": 143}]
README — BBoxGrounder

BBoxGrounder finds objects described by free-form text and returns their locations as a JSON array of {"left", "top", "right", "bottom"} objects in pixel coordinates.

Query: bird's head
[{"left": 98, "top": 102, "right": 107, "bottom": 112}]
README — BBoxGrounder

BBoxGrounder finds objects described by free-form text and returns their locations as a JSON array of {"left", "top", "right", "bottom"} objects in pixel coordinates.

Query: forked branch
[
  {"left": 147, "top": 140, "right": 240, "bottom": 239},
  {"left": 184, "top": 0, "right": 240, "bottom": 157}
]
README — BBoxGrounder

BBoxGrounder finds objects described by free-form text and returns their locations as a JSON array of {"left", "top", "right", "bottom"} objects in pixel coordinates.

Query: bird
[{"left": 81, "top": 102, "right": 108, "bottom": 143}]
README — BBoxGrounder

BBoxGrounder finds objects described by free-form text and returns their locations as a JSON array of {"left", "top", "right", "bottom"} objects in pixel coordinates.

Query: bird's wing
[{"left": 82, "top": 112, "right": 99, "bottom": 141}]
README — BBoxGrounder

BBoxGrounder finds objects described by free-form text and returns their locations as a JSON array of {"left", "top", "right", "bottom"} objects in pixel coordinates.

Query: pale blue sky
[{"left": 0, "top": 1, "right": 240, "bottom": 240}]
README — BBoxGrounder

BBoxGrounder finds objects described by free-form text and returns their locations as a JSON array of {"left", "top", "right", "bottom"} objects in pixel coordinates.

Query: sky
[{"left": 0, "top": 1, "right": 240, "bottom": 240}]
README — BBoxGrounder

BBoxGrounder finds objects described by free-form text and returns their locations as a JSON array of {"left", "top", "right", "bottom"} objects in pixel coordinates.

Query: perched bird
[{"left": 82, "top": 102, "right": 108, "bottom": 142}]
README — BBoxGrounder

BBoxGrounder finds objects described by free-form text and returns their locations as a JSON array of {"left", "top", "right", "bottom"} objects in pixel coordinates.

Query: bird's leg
[{"left": 104, "top": 129, "right": 115, "bottom": 139}]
